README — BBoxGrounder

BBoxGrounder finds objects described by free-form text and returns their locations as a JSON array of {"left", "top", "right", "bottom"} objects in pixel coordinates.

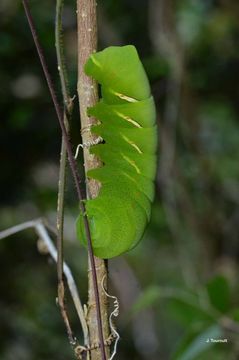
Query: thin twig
[
  {"left": 0, "top": 219, "right": 88, "bottom": 345},
  {"left": 22, "top": 2, "right": 106, "bottom": 359},
  {"left": 55, "top": 0, "right": 84, "bottom": 348},
  {"left": 55, "top": 0, "right": 70, "bottom": 105}
]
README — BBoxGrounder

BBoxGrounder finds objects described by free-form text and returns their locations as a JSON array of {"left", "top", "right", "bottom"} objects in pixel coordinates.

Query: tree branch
[
  {"left": 22, "top": 2, "right": 106, "bottom": 359},
  {"left": 76, "top": 1, "right": 110, "bottom": 359},
  {"left": 0, "top": 219, "right": 88, "bottom": 348},
  {"left": 55, "top": 0, "right": 80, "bottom": 348}
]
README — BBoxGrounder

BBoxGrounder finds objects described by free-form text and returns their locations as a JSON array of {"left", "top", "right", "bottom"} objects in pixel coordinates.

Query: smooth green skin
[
  {"left": 84, "top": 45, "right": 151, "bottom": 102},
  {"left": 88, "top": 97, "right": 156, "bottom": 128},
  {"left": 76, "top": 45, "right": 157, "bottom": 258}
]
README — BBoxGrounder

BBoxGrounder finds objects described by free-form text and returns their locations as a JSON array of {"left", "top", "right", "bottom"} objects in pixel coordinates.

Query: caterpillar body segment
[
  {"left": 88, "top": 96, "right": 156, "bottom": 128},
  {"left": 84, "top": 45, "right": 151, "bottom": 102},
  {"left": 76, "top": 45, "right": 157, "bottom": 258}
]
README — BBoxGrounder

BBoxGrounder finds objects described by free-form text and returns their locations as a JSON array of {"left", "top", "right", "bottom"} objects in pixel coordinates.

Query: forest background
[{"left": 1, "top": 0, "right": 239, "bottom": 359}]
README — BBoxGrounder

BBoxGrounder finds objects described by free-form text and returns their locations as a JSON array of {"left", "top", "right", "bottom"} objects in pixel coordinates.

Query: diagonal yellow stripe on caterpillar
[
  {"left": 103, "top": 86, "right": 138, "bottom": 103},
  {"left": 120, "top": 134, "right": 143, "bottom": 154},
  {"left": 121, "top": 154, "right": 141, "bottom": 174},
  {"left": 90, "top": 55, "right": 138, "bottom": 102},
  {"left": 113, "top": 92, "right": 137, "bottom": 103},
  {"left": 113, "top": 110, "right": 142, "bottom": 128},
  {"left": 91, "top": 54, "right": 102, "bottom": 68}
]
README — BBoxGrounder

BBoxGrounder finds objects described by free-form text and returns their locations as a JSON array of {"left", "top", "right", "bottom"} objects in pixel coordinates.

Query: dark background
[{"left": 1, "top": 0, "right": 239, "bottom": 359}]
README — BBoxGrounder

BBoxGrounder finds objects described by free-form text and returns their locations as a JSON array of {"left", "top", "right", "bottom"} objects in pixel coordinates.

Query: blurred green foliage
[{"left": 1, "top": 0, "right": 239, "bottom": 359}]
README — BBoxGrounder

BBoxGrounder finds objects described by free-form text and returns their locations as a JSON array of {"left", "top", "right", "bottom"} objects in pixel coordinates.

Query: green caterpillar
[{"left": 76, "top": 45, "right": 157, "bottom": 258}]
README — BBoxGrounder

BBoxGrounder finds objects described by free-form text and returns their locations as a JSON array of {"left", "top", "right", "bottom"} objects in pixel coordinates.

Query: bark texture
[{"left": 76, "top": 1, "right": 110, "bottom": 359}]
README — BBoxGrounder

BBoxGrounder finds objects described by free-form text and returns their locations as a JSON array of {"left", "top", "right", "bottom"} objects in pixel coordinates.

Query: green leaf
[
  {"left": 228, "top": 308, "right": 239, "bottom": 323},
  {"left": 131, "top": 286, "right": 214, "bottom": 327},
  {"left": 168, "top": 297, "right": 214, "bottom": 326},
  {"left": 131, "top": 286, "right": 161, "bottom": 314},
  {"left": 206, "top": 275, "right": 230, "bottom": 313},
  {"left": 173, "top": 324, "right": 222, "bottom": 360}
]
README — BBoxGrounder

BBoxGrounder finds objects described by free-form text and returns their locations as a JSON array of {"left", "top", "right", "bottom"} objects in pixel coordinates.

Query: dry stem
[{"left": 77, "top": 1, "right": 110, "bottom": 359}]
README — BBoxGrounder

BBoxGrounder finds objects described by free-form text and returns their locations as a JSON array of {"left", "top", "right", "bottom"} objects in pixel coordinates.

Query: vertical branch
[
  {"left": 76, "top": 1, "right": 110, "bottom": 359},
  {"left": 22, "top": 2, "right": 107, "bottom": 359},
  {"left": 55, "top": 0, "right": 70, "bottom": 287},
  {"left": 55, "top": 0, "right": 78, "bottom": 346},
  {"left": 56, "top": 0, "right": 71, "bottom": 105}
]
